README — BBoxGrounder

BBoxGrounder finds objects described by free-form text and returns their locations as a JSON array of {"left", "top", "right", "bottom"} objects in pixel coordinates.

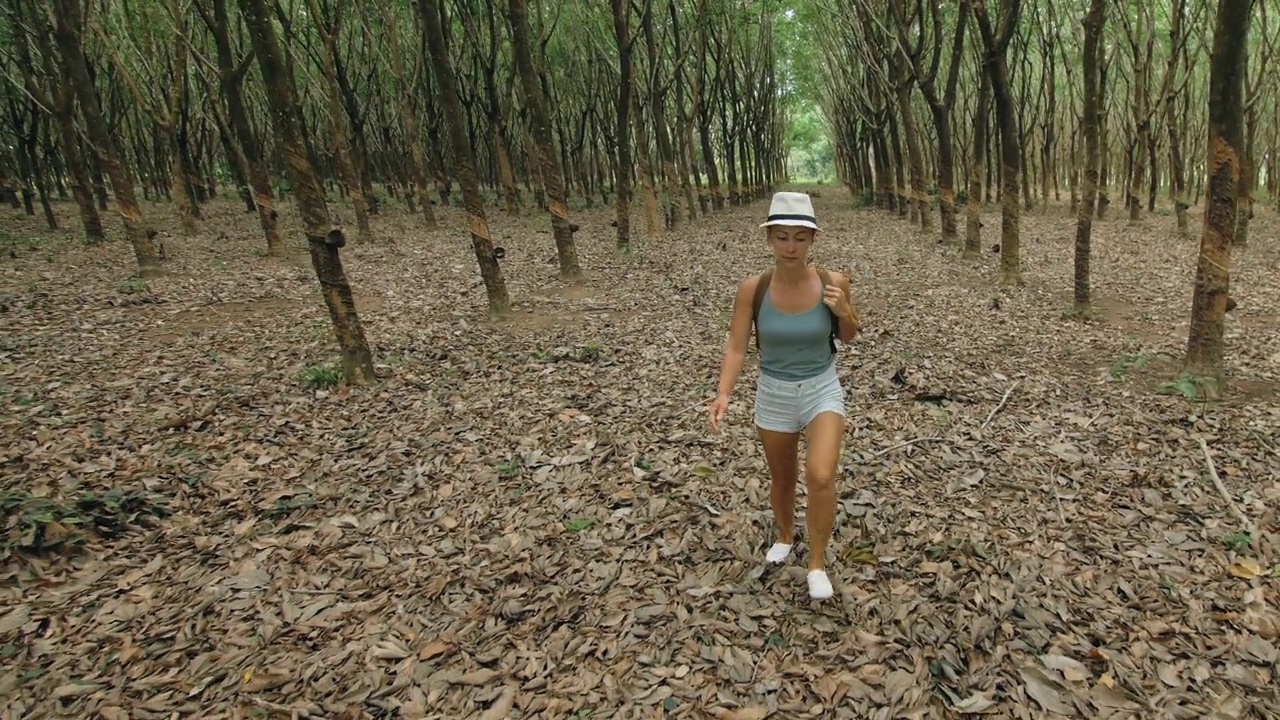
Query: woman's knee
[{"left": 805, "top": 469, "right": 836, "bottom": 494}]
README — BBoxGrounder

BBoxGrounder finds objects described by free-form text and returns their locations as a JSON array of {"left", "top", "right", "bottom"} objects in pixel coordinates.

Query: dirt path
[{"left": 1, "top": 189, "right": 1277, "bottom": 718}]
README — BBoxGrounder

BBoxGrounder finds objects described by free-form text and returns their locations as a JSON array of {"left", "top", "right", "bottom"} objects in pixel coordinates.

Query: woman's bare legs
[
  {"left": 757, "top": 426, "right": 800, "bottom": 560},
  {"left": 758, "top": 412, "right": 843, "bottom": 599},
  {"left": 803, "top": 411, "right": 844, "bottom": 575}
]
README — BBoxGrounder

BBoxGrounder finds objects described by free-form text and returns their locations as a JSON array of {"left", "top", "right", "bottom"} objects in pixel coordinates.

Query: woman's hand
[
  {"left": 708, "top": 393, "right": 730, "bottom": 431},
  {"left": 822, "top": 281, "right": 856, "bottom": 321}
]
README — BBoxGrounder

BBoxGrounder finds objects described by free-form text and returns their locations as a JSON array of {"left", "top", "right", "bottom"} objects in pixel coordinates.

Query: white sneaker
[
  {"left": 765, "top": 542, "right": 792, "bottom": 563},
  {"left": 807, "top": 569, "right": 833, "bottom": 600}
]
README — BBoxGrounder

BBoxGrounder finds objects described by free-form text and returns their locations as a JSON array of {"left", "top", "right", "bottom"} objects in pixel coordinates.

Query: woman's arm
[
  {"left": 714, "top": 275, "right": 759, "bottom": 401},
  {"left": 831, "top": 271, "right": 862, "bottom": 344}
]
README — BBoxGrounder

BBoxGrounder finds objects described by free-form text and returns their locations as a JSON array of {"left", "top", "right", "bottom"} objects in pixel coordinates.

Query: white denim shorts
[{"left": 753, "top": 361, "right": 847, "bottom": 434}]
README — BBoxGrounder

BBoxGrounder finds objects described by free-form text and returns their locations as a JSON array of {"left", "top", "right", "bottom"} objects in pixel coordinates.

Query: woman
[{"left": 708, "top": 191, "right": 861, "bottom": 600}]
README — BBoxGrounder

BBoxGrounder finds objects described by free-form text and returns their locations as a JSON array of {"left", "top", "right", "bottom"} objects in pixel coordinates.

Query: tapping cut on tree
[
  {"left": 50, "top": 0, "right": 161, "bottom": 277},
  {"left": 1182, "top": 0, "right": 1254, "bottom": 400},
  {"left": 419, "top": 0, "right": 511, "bottom": 315},
  {"left": 507, "top": 0, "right": 584, "bottom": 282},
  {"left": 236, "top": 0, "right": 376, "bottom": 386},
  {"left": 193, "top": 0, "right": 284, "bottom": 255}
]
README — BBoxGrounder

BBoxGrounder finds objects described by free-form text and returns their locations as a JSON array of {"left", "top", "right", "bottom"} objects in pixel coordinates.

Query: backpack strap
[
  {"left": 751, "top": 269, "right": 772, "bottom": 350},
  {"left": 752, "top": 268, "right": 840, "bottom": 355},
  {"left": 816, "top": 268, "right": 838, "bottom": 355}
]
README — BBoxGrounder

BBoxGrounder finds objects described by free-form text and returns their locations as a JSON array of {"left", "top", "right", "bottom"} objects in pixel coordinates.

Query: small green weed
[
  {"left": 119, "top": 278, "right": 150, "bottom": 294},
  {"left": 1110, "top": 352, "right": 1153, "bottom": 378},
  {"left": 564, "top": 518, "right": 595, "bottom": 532},
  {"left": 1222, "top": 531, "right": 1252, "bottom": 552},
  {"left": 299, "top": 363, "right": 341, "bottom": 387},
  {"left": 1158, "top": 372, "right": 1215, "bottom": 399},
  {"left": 495, "top": 456, "right": 522, "bottom": 479},
  {"left": 267, "top": 494, "right": 316, "bottom": 519}
]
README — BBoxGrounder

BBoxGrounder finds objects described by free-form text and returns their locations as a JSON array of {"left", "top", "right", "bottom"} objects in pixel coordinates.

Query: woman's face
[{"left": 767, "top": 225, "right": 815, "bottom": 264}]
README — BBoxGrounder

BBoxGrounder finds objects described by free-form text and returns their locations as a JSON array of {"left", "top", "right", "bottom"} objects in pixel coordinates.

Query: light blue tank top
[{"left": 757, "top": 288, "right": 835, "bottom": 381}]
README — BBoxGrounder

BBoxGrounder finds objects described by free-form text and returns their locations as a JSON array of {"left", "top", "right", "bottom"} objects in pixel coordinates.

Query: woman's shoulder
[
  {"left": 819, "top": 268, "right": 850, "bottom": 288},
  {"left": 732, "top": 272, "right": 768, "bottom": 304},
  {"left": 735, "top": 271, "right": 768, "bottom": 290}
]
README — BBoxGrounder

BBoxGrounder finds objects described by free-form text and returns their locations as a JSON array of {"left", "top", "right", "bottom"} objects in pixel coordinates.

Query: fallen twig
[
  {"left": 1199, "top": 437, "right": 1254, "bottom": 535},
  {"left": 982, "top": 380, "right": 1020, "bottom": 428},
  {"left": 1249, "top": 428, "right": 1278, "bottom": 460},
  {"left": 871, "top": 437, "right": 945, "bottom": 458}
]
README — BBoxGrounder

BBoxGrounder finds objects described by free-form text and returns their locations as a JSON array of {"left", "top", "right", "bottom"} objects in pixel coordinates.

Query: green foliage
[
  {"left": 300, "top": 362, "right": 342, "bottom": 387},
  {"left": 1158, "top": 371, "right": 1218, "bottom": 399},
  {"left": 776, "top": 2, "right": 836, "bottom": 182},
  {"left": 1, "top": 488, "right": 169, "bottom": 555},
  {"left": 785, "top": 105, "right": 835, "bottom": 182},
  {"left": 1222, "top": 531, "right": 1252, "bottom": 552},
  {"left": 1110, "top": 352, "right": 1153, "bottom": 378}
]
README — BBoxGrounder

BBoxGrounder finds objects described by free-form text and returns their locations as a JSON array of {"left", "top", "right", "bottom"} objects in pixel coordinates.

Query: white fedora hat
[{"left": 759, "top": 191, "right": 819, "bottom": 231}]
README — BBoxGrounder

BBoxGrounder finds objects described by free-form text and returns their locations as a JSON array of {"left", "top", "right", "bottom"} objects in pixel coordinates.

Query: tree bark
[
  {"left": 238, "top": 0, "right": 377, "bottom": 385},
  {"left": 19, "top": 7, "right": 103, "bottom": 241},
  {"left": 51, "top": 0, "right": 159, "bottom": 276},
  {"left": 307, "top": 0, "right": 373, "bottom": 243},
  {"left": 1183, "top": 0, "right": 1253, "bottom": 399},
  {"left": 964, "top": 54, "right": 990, "bottom": 260},
  {"left": 1164, "top": 0, "right": 1190, "bottom": 233},
  {"left": 974, "top": 0, "right": 1022, "bottom": 285},
  {"left": 507, "top": 0, "right": 583, "bottom": 280},
  {"left": 612, "top": 0, "right": 634, "bottom": 251},
  {"left": 381, "top": 2, "right": 438, "bottom": 228},
  {"left": 894, "top": 75, "right": 931, "bottom": 231},
  {"left": 420, "top": 0, "right": 512, "bottom": 314},
  {"left": 1073, "top": 0, "right": 1105, "bottom": 315}
]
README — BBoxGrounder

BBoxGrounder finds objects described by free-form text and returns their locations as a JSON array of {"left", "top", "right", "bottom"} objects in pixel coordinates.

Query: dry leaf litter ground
[{"left": 1, "top": 188, "right": 1278, "bottom": 720}]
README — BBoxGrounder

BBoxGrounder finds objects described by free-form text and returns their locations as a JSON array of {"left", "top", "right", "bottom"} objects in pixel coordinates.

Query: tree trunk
[
  {"left": 1234, "top": 93, "right": 1257, "bottom": 247},
  {"left": 888, "top": 114, "right": 908, "bottom": 217},
  {"left": 694, "top": 0, "right": 723, "bottom": 212},
  {"left": 23, "top": 17, "right": 103, "bottom": 241},
  {"left": 238, "top": 0, "right": 377, "bottom": 385},
  {"left": 895, "top": 79, "right": 931, "bottom": 231},
  {"left": 1183, "top": 0, "right": 1253, "bottom": 399},
  {"left": 1074, "top": 0, "right": 1105, "bottom": 315},
  {"left": 974, "top": 0, "right": 1022, "bottom": 285},
  {"left": 382, "top": 2, "right": 438, "bottom": 228},
  {"left": 612, "top": 0, "right": 634, "bottom": 251},
  {"left": 1096, "top": 49, "right": 1111, "bottom": 218},
  {"left": 420, "top": 0, "right": 512, "bottom": 314},
  {"left": 1164, "top": 0, "right": 1190, "bottom": 233},
  {"left": 201, "top": 0, "right": 284, "bottom": 255},
  {"left": 307, "top": 0, "right": 373, "bottom": 243},
  {"left": 51, "top": 0, "right": 159, "bottom": 276},
  {"left": 668, "top": 0, "right": 698, "bottom": 223},
  {"left": 507, "top": 0, "right": 583, "bottom": 280},
  {"left": 964, "top": 58, "right": 990, "bottom": 260},
  {"left": 634, "top": 94, "right": 663, "bottom": 237}
]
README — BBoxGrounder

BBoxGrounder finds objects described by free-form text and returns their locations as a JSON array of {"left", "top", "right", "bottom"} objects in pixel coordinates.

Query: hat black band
[{"left": 766, "top": 213, "right": 817, "bottom": 224}]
